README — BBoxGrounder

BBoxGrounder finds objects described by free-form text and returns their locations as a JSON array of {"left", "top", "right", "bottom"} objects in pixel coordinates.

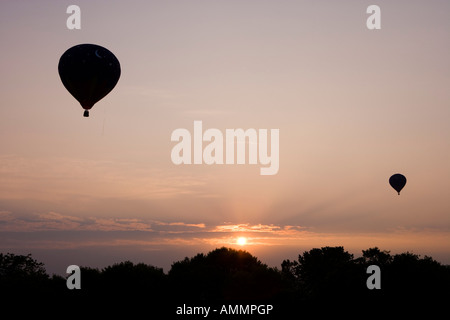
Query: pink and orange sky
[{"left": 1, "top": 0, "right": 449, "bottom": 274}]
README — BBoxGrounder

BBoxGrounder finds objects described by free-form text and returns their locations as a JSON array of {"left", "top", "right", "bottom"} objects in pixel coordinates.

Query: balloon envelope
[
  {"left": 389, "top": 173, "right": 407, "bottom": 195},
  {"left": 58, "top": 44, "right": 121, "bottom": 116}
]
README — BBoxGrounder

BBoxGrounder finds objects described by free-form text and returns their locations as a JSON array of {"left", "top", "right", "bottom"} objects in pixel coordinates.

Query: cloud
[
  {"left": 0, "top": 211, "right": 310, "bottom": 247},
  {"left": 0, "top": 211, "right": 153, "bottom": 232},
  {"left": 0, "top": 213, "right": 301, "bottom": 237},
  {"left": 2, "top": 211, "right": 449, "bottom": 266},
  {"left": 153, "top": 221, "right": 206, "bottom": 229},
  {"left": 212, "top": 223, "right": 282, "bottom": 233},
  {"left": 0, "top": 211, "right": 207, "bottom": 233},
  {"left": 0, "top": 211, "right": 15, "bottom": 225},
  {"left": 33, "top": 212, "right": 83, "bottom": 231},
  {"left": 83, "top": 218, "right": 153, "bottom": 232}
]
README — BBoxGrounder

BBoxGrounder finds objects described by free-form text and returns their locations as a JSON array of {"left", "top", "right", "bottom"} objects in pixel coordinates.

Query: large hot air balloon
[
  {"left": 389, "top": 173, "right": 407, "bottom": 195},
  {"left": 58, "top": 44, "right": 121, "bottom": 117}
]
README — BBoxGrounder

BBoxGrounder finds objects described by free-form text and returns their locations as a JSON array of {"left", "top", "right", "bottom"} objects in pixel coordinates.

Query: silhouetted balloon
[
  {"left": 389, "top": 173, "right": 407, "bottom": 195},
  {"left": 58, "top": 44, "right": 121, "bottom": 117}
]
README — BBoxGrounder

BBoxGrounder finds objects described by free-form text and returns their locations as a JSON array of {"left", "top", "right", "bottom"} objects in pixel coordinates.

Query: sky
[{"left": 1, "top": 0, "right": 449, "bottom": 275}]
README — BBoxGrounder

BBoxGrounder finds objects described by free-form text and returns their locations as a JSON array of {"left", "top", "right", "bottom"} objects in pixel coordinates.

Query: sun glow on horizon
[{"left": 237, "top": 237, "right": 247, "bottom": 246}]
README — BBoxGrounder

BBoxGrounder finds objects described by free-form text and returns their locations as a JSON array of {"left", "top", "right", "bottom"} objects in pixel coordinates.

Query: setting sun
[{"left": 237, "top": 237, "right": 247, "bottom": 246}]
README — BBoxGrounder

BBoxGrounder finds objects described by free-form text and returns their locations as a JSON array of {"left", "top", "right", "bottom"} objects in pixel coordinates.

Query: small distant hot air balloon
[
  {"left": 389, "top": 173, "right": 407, "bottom": 195},
  {"left": 58, "top": 44, "right": 121, "bottom": 117}
]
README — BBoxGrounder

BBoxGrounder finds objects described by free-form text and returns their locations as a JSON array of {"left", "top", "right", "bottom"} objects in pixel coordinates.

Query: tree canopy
[{"left": 1, "top": 247, "right": 449, "bottom": 315}]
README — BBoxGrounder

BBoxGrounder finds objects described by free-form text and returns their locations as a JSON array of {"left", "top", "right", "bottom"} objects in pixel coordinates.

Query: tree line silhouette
[{"left": 1, "top": 246, "right": 449, "bottom": 316}]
